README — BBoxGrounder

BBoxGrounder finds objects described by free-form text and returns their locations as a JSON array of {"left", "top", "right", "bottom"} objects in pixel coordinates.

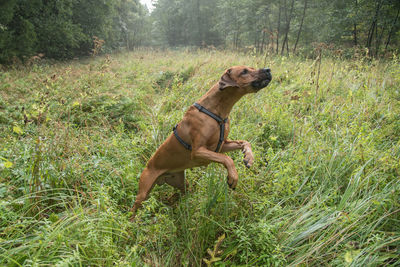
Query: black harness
[{"left": 173, "top": 103, "right": 228, "bottom": 152}]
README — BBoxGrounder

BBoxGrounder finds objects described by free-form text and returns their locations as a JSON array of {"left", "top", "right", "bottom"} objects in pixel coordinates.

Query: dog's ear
[{"left": 219, "top": 69, "right": 238, "bottom": 90}]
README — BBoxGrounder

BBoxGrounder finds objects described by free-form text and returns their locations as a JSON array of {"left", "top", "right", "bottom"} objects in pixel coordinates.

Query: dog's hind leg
[
  {"left": 165, "top": 171, "right": 188, "bottom": 194},
  {"left": 164, "top": 171, "right": 188, "bottom": 204},
  {"left": 130, "top": 167, "right": 164, "bottom": 220}
]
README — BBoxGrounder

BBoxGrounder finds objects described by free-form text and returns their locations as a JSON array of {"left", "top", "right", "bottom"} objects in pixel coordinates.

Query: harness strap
[
  {"left": 194, "top": 102, "right": 228, "bottom": 152},
  {"left": 216, "top": 123, "right": 225, "bottom": 152},
  {"left": 193, "top": 103, "right": 227, "bottom": 124},
  {"left": 173, "top": 103, "right": 228, "bottom": 152},
  {"left": 173, "top": 124, "right": 192, "bottom": 150}
]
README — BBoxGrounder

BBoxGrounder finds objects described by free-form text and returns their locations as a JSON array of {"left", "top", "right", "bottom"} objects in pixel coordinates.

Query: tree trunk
[
  {"left": 265, "top": 12, "right": 273, "bottom": 53},
  {"left": 280, "top": 0, "right": 287, "bottom": 55},
  {"left": 254, "top": 33, "right": 259, "bottom": 52},
  {"left": 293, "top": 0, "right": 307, "bottom": 53},
  {"left": 353, "top": 23, "right": 357, "bottom": 46},
  {"left": 235, "top": 30, "right": 240, "bottom": 50},
  {"left": 366, "top": 0, "right": 383, "bottom": 55},
  {"left": 260, "top": 30, "right": 266, "bottom": 54},
  {"left": 375, "top": 24, "right": 385, "bottom": 57},
  {"left": 353, "top": 0, "right": 358, "bottom": 46},
  {"left": 281, "top": 0, "right": 295, "bottom": 56},
  {"left": 196, "top": 0, "right": 201, "bottom": 46},
  {"left": 385, "top": 5, "right": 400, "bottom": 52},
  {"left": 126, "top": 32, "right": 129, "bottom": 50},
  {"left": 276, "top": 1, "right": 281, "bottom": 54},
  {"left": 286, "top": 37, "right": 289, "bottom": 54}
]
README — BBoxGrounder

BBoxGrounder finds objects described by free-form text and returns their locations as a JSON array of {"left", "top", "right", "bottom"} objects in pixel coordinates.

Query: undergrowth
[{"left": 0, "top": 50, "right": 399, "bottom": 266}]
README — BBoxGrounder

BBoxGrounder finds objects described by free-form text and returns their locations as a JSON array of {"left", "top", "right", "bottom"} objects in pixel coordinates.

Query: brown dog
[{"left": 131, "top": 66, "right": 272, "bottom": 218}]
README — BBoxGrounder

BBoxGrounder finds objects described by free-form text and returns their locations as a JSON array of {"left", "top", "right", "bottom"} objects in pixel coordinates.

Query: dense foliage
[
  {"left": 151, "top": 0, "right": 400, "bottom": 56},
  {"left": 0, "top": 50, "right": 399, "bottom": 265},
  {"left": 0, "top": 0, "right": 149, "bottom": 63},
  {"left": 1, "top": 0, "right": 399, "bottom": 64}
]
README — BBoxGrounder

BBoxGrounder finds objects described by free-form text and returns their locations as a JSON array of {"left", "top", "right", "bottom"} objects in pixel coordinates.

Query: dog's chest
[
  {"left": 206, "top": 120, "right": 230, "bottom": 151},
  {"left": 224, "top": 121, "right": 230, "bottom": 139}
]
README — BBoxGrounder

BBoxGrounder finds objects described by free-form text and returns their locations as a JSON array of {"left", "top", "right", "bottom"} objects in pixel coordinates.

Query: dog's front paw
[
  {"left": 242, "top": 147, "right": 254, "bottom": 168},
  {"left": 243, "top": 155, "right": 254, "bottom": 168},
  {"left": 227, "top": 175, "right": 238, "bottom": 190},
  {"left": 243, "top": 159, "right": 251, "bottom": 168}
]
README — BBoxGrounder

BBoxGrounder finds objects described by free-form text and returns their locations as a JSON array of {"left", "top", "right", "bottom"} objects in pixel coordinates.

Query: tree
[
  {"left": 293, "top": 0, "right": 308, "bottom": 54},
  {"left": 0, "top": 0, "right": 149, "bottom": 64}
]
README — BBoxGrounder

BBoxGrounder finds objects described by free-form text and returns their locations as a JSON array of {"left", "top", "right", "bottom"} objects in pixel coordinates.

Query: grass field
[{"left": 1, "top": 50, "right": 399, "bottom": 266}]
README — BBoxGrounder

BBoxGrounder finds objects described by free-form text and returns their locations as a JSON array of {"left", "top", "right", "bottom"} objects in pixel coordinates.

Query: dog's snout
[
  {"left": 259, "top": 68, "right": 272, "bottom": 81},
  {"left": 260, "top": 68, "right": 271, "bottom": 73}
]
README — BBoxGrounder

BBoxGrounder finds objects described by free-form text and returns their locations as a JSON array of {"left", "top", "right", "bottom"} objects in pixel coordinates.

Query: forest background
[{"left": 1, "top": 0, "right": 399, "bottom": 64}]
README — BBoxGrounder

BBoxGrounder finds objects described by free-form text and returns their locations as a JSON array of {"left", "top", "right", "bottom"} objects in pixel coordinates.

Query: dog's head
[{"left": 218, "top": 66, "right": 272, "bottom": 93}]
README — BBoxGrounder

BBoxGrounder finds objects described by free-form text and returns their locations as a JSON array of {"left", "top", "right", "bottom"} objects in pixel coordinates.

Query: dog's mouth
[
  {"left": 251, "top": 78, "right": 271, "bottom": 90},
  {"left": 251, "top": 68, "right": 272, "bottom": 91}
]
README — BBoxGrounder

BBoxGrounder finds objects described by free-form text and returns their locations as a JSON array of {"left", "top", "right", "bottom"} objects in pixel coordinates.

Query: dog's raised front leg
[
  {"left": 191, "top": 147, "right": 238, "bottom": 189},
  {"left": 220, "top": 140, "right": 254, "bottom": 168}
]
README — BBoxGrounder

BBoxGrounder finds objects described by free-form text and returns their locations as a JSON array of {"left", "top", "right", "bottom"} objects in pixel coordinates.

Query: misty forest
[{"left": 1, "top": 0, "right": 400, "bottom": 266}]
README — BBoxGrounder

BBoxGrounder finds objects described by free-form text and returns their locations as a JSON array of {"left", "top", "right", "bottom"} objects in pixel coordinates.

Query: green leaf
[
  {"left": 13, "top": 126, "right": 23, "bottom": 135},
  {"left": 344, "top": 251, "right": 353, "bottom": 263},
  {"left": 4, "top": 161, "right": 13, "bottom": 168}
]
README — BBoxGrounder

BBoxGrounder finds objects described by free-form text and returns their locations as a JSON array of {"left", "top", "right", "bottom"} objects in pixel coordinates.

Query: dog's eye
[{"left": 241, "top": 69, "right": 248, "bottom": 75}]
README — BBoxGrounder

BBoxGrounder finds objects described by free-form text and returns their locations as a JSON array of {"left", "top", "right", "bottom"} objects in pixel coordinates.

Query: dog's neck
[{"left": 197, "top": 83, "right": 245, "bottom": 119}]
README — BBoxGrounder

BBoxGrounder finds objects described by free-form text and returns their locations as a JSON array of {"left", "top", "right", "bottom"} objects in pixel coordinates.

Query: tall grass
[{"left": 1, "top": 49, "right": 399, "bottom": 266}]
